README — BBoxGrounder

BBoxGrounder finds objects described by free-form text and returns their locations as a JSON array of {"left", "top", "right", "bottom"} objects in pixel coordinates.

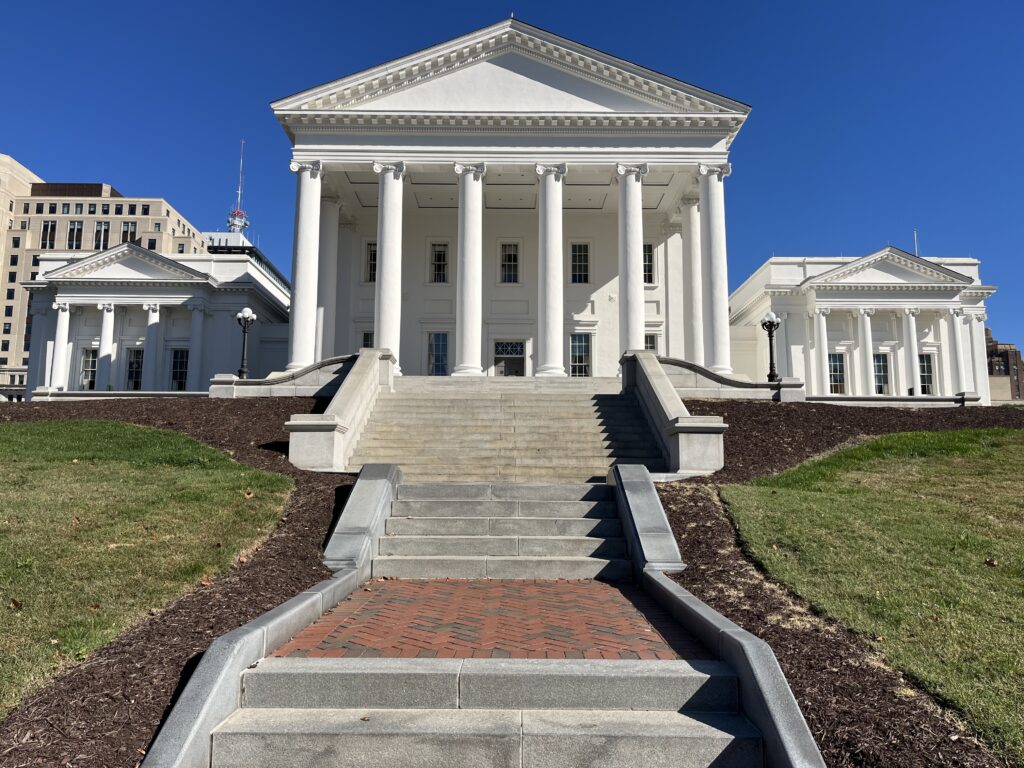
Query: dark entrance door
[{"left": 494, "top": 340, "right": 526, "bottom": 376}]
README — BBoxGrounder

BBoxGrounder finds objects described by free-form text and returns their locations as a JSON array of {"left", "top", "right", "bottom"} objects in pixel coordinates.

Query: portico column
[
  {"left": 95, "top": 303, "right": 115, "bottom": 391},
  {"left": 186, "top": 302, "right": 205, "bottom": 391},
  {"left": 141, "top": 304, "right": 160, "bottom": 390},
  {"left": 814, "top": 308, "right": 830, "bottom": 394},
  {"left": 616, "top": 163, "right": 647, "bottom": 355},
  {"left": 857, "top": 308, "right": 875, "bottom": 396},
  {"left": 968, "top": 313, "right": 988, "bottom": 400},
  {"left": 453, "top": 162, "right": 486, "bottom": 376},
  {"left": 315, "top": 196, "right": 341, "bottom": 362},
  {"left": 536, "top": 163, "right": 567, "bottom": 376},
  {"left": 286, "top": 159, "right": 322, "bottom": 370},
  {"left": 50, "top": 301, "right": 71, "bottom": 390},
  {"left": 948, "top": 308, "right": 967, "bottom": 394},
  {"left": 904, "top": 308, "right": 921, "bottom": 395},
  {"left": 373, "top": 161, "right": 406, "bottom": 372},
  {"left": 680, "top": 197, "right": 704, "bottom": 365},
  {"left": 698, "top": 163, "right": 733, "bottom": 373}
]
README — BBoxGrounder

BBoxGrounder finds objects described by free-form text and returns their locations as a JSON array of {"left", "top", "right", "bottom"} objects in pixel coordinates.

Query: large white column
[
  {"left": 452, "top": 162, "right": 486, "bottom": 376},
  {"left": 25, "top": 302, "right": 52, "bottom": 398},
  {"left": 186, "top": 302, "right": 206, "bottom": 391},
  {"left": 857, "top": 308, "right": 875, "bottom": 396},
  {"left": 373, "top": 161, "right": 405, "bottom": 372},
  {"left": 535, "top": 163, "right": 567, "bottom": 376},
  {"left": 286, "top": 159, "right": 322, "bottom": 370},
  {"left": 616, "top": 163, "right": 647, "bottom": 355},
  {"left": 49, "top": 301, "right": 71, "bottom": 390},
  {"left": 948, "top": 308, "right": 967, "bottom": 394},
  {"left": 904, "top": 308, "right": 921, "bottom": 395},
  {"left": 698, "top": 163, "right": 733, "bottom": 373},
  {"left": 681, "top": 197, "right": 704, "bottom": 365},
  {"left": 968, "top": 312, "right": 989, "bottom": 402},
  {"left": 315, "top": 196, "right": 341, "bottom": 362},
  {"left": 814, "top": 308, "right": 830, "bottom": 394},
  {"left": 141, "top": 303, "right": 160, "bottom": 390},
  {"left": 95, "top": 303, "right": 115, "bottom": 391}
]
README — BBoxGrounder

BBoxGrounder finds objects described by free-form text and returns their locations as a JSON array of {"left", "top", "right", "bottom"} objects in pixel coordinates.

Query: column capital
[
  {"left": 970, "top": 312, "right": 987, "bottom": 323},
  {"left": 859, "top": 307, "right": 875, "bottom": 317},
  {"left": 535, "top": 163, "right": 566, "bottom": 181},
  {"left": 948, "top": 307, "right": 964, "bottom": 318},
  {"left": 679, "top": 196, "right": 700, "bottom": 209},
  {"left": 372, "top": 161, "right": 406, "bottom": 180},
  {"left": 615, "top": 162, "right": 648, "bottom": 179},
  {"left": 143, "top": 303, "right": 160, "bottom": 314},
  {"left": 904, "top": 307, "right": 920, "bottom": 317},
  {"left": 698, "top": 163, "right": 732, "bottom": 180},
  {"left": 186, "top": 301, "right": 208, "bottom": 314},
  {"left": 96, "top": 302, "right": 114, "bottom": 312},
  {"left": 454, "top": 162, "right": 487, "bottom": 180},
  {"left": 52, "top": 301, "right": 69, "bottom": 312},
  {"left": 815, "top": 307, "right": 831, "bottom": 316},
  {"left": 288, "top": 159, "right": 323, "bottom": 178}
]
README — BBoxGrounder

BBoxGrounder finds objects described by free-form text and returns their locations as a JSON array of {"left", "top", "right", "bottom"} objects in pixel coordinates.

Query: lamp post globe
[
  {"left": 236, "top": 307, "right": 257, "bottom": 379},
  {"left": 760, "top": 311, "right": 781, "bottom": 383}
]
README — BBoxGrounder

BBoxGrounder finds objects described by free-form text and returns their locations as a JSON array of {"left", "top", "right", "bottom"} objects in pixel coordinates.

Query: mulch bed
[
  {"left": 662, "top": 400, "right": 1024, "bottom": 767},
  {"left": 0, "top": 398, "right": 355, "bottom": 768}
]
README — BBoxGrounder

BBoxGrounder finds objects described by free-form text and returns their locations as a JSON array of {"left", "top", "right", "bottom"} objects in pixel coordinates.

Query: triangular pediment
[
  {"left": 272, "top": 20, "right": 749, "bottom": 117},
  {"left": 45, "top": 243, "right": 210, "bottom": 283},
  {"left": 806, "top": 247, "right": 973, "bottom": 288}
]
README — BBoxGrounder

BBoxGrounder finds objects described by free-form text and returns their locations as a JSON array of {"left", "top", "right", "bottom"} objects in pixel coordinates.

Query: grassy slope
[
  {"left": 0, "top": 420, "right": 293, "bottom": 716},
  {"left": 721, "top": 428, "right": 1024, "bottom": 764}
]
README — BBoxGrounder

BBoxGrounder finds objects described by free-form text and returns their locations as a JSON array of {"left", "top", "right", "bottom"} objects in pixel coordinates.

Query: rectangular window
[
  {"left": 115, "top": 204, "right": 123, "bottom": 215},
  {"left": 125, "top": 348, "right": 144, "bottom": 390},
  {"left": 643, "top": 243, "right": 655, "bottom": 284},
  {"left": 48, "top": 203, "right": 56, "bottom": 214},
  {"left": 5, "top": 289, "right": 12, "bottom": 300},
  {"left": 430, "top": 242, "right": 448, "bottom": 283},
  {"left": 11, "top": 236, "right": 19, "bottom": 248},
  {"left": 141, "top": 204, "right": 150, "bottom": 215},
  {"left": 80, "top": 349, "right": 98, "bottom": 391},
  {"left": 644, "top": 334, "right": 658, "bottom": 352},
  {"left": 361, "top": 331, "right": 374, "bottom": 349},
  {"left": 170, "top": 349, "right": 189, "bottom": 391},
  {"left": 75, "top": 203, "right": 83, "bottom": 214},
  {"left": 177, "top": 243, "right": 185, "bottom": 254},
  {"left": 35, "top": 203, "right": 43, "bottom": 214},
  {"left": 67, "top": 220, "right": 83, "bottom": 250},
  {"left": 570, "top": 334, "right": 591, "bottom": 377},
  {"left": 32, "top": 255, "right": 39, "bottom": 267},
  {"left": 7, "top": 272, "right": 15, "bottom": 284},
  {"left": 121, "top": 221, "right": 137, "bottom": 244},
  {"left": 154, "top": 222, "right": 161, "bottom": 232},
  {"left": 19, "top": 220, "right": 27, "bottom": 230},
  {"left": 22, "top": 203, "right": 29, "bottom": 214},
  {"left": 8, "top": 255, "right": 16, "bottom": 267},
  {"left": 427, "top": 332, "right": 449, "bottom": 375},
  {"left": 0, "top": 357, "right": 6, "bottom": 366},
  {"left": 61, "top": 203, "right": 70, "bottom": 215},
  {"left": 41, "top": 220, "right": 56, "bottom": 249},
  {"left": 1, "top": 323, "right": 9, "bottom": 333},
  {"left": 102, "top": 203, "right": 109, "bottom": 215},
  {"left": 365, "top": 242, "right": 377, "bottom": 282},
  {"left": 88, "top": 203, "right": 96, "bottom": 214},
  {"left": 94, "top": 221, "right": 110, "bottom": 249},
  {"left": 128, "top": 204, "right": 137, "bottom": 215},
  {"left": 500, "top": 242, "right": 519, "bottom": 284},
  {"left": 147, "top": 238, "right": 156, "bottom": 250},
  {"left": 4, "top": 306, "right": 12, "bottom": 318},
  {"left": 828, "top": 352, "right": 846, "bottom": 394},
  {"left": 570, "top": 243, "right": 589, "bottom": 284},
  {"left": 873, "top": 353, "right": 890, "bottom": 395},
  {"left": 0, "top": 340, "right": 7, "bottom": 351},
  {"left": 919, "top": 354, "right": 935, "bottom": 396}
]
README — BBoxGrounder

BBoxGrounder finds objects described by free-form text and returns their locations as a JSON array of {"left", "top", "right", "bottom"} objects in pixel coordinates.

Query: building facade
[
  {"left": 729, "top": 248, "right": 995, "bottom": 404},
  {"left": 25, "top": 235, "right": 289, "bottom": 396},
  {"left": 2, "top": 157, "right": 209, "bottom": 395},
  {"left": 987, "top": 329, "right": 1022, "bottom": 401},
  {"left": 272, "top": 19, "right": 749, "bottom": 377}
]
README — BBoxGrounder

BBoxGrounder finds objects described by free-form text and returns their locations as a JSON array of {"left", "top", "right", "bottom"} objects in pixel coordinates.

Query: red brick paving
[{"left": 273, "top": 579, "right": 711, "bottom": 659}]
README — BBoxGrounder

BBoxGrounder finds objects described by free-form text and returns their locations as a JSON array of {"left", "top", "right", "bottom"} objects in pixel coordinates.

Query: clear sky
[{"left": 3, "top": 1, "right": 1022, "bottom": 344}]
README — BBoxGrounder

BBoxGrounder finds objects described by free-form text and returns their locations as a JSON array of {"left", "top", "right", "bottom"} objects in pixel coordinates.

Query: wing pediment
[
  {"left": 807, "top": 248, "right": 973, "bottom": 289},
  {"left": 45, "top": 243, "right": 209, "bottom": 283}
]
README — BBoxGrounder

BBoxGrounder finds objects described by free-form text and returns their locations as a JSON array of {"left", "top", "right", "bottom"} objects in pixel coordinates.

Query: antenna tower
[{"left": 228, "top": 139, "right": 250, "bottom": 233}]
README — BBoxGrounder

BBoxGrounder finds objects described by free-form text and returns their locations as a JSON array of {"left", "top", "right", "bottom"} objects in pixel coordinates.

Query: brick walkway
[{"left": 273, "top": 579, "right": 710, "bottom": 660}]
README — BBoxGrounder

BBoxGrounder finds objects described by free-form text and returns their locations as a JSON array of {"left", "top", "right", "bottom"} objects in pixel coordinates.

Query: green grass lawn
[
  {"left": 721, "top": 428, "right": 1024, "bottom": 764},
  {"left": 0, "top": 420, "right": 293, "bottom": 717}
]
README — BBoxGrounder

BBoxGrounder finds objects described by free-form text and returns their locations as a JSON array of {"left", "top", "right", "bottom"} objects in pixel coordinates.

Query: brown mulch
[
  {"left": 661, "top": 400, "right": 1024, "bottom": 768},
  {"left": 0, "top": 398, "right": 355, "bottom": 768}
]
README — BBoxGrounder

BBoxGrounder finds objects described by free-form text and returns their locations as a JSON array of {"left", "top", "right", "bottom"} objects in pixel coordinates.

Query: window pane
[
  {"left": 873, "top": 353, "right": 890, "bottom": 395},
  {"left": 918, "top": 354, "right": 934, "bottom": 395},
  {"left": 500, "top": 243, "right": 519, "bottom": 283},
  {"left": 644, "top": 334, "right": 658, "bottom": 352},
  {"left": 126, "top": 348, "right": 144, "bottom": 390},
  {"left": 643, "top": 243, "right": 654, "bottom": 284},
  {"left": 570, "top": 334, "right": 591, "bottom": 377},
  {"left": 80, "top": 349, "right": 98, "bottom": 391},
  {"left": 361, "top": 331, "right": 374, "bottom": 349},
  {"left": 430, "top": 243, "right": 448, "bottom": 283},
  {"left": 828, "top": 352, "right": 846, "bottom": 394},
  {"left": 366, "top": 242, "right": 377, "bottom": 282},
  {"left": 571, "top": 243, "right": 589, "bottom": 284},
  {"left": 427, "top": 332, "right": 448, "bottom": 375},
  {"left": 170, "top": 349, "right": 190, "bottom": 391}
]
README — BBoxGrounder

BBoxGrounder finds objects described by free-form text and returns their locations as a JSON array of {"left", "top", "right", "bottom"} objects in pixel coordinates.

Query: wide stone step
[
  {"left": 370, "top": 555, "right": 633, "bottom": 579},
  {"left": 391, "top": 499, "right": 619, "bottom": 518},
  {"left": 358, "top": 434, "right": 659, "bottom": 448},
  {"left": 351, "top": 456, "right": 661, "bottom": 468},
  {"left": 212, "top": 708, "right": 760, "bottom": 768},
  {"left": 396, "top": 483, "right": 615, "bottom": 502},
  {"left": 379, "top": 535, "right": 627, "bottom": 558},
  {"left": 352, "top": 448, "right": 663, "bottom": 461},
  {"left": 240, "top": 658, "right": 738, "bottom": 712},
  {"left": 388, "top": 468, "right": 659, "bottom": 483},
  {"left": 385, "top": 516, "right": 623, "bottom": 536}
]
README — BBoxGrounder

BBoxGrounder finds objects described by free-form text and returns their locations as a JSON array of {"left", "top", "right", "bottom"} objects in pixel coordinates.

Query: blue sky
[{"left": 4, "top": 0, "right": 1022, "bottom": 344}]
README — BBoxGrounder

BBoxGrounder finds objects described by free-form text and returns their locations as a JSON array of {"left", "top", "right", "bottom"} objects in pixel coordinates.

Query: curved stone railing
[
  {"left": 658, "top": 356, "right": 805, "bottom": 402},
  {"left": 209, "top": 355, "right": 357, "bottom": 399}
]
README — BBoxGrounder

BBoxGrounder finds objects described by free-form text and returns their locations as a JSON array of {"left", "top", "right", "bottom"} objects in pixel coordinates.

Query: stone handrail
[
  {"left": 658, "top": 356, "right": 805, "bottom": 402},
  {"left": 608, "top": 464, "right": 685, "bottom": 578},
  {"left": 621, "top": 350, "right": 726, "bottom": 476},
  {"left": 209, "top": 355, "right": 357, "bottom": 398},
  {"left": 285, "top": 348, "right": 396, "bottom": 472}
]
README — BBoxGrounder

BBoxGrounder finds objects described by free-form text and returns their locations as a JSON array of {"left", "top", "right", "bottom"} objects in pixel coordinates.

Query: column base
[
  {"left": 709, "top": 365, "right": 733, "bottom": 375},
  {"left": 535, "top": 366, "right": 567, "bottom": 377},
  {"left": 451, "top": 365, "right": 484, "bottom": 376},
  {"left": 285, "top": 360, "right": 312, "bottom": 372}
]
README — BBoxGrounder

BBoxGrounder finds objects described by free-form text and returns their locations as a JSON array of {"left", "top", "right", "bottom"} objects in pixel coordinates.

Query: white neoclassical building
[
  {"left": 273, "top": 19, "right": 749, "bottom": 378},
  {"left": 25, "top": 235, "right": 290, "bottom": 396},
  {"left": 729, "top": 247, "right": 995, "bottom": 404}
]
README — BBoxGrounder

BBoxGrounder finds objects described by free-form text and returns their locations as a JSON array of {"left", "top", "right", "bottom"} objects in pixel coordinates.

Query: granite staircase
[
  {"left": 211, "top": 656, "right": 762, "bottom": 767},
  {"left": 348, "top": 376, "right": 666, "bottom": 483},
  {"left": 374, "top": 481, "right": 632, "bottom": 580}
]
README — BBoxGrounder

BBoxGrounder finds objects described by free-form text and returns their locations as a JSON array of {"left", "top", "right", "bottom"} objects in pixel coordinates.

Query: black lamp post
[
  {"left": 761, "top": 311, "right": 781, "bottom": 382},
  {"left": 236, "top": 307, "right": 257, "bottom": 379}
]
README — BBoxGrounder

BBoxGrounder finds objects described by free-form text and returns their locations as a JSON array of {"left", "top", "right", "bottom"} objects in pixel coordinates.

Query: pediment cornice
[
  {"left": 801, "top": 247, "right": 973, "bottom": 291},
  {"left": 44, "top": 243, "right": 214, "bottom": 284}
]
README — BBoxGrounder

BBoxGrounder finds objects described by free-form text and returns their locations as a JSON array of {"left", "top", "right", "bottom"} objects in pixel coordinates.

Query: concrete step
[
  {"left": 370, "top": 555, "right": 633, "bottom": 579},
  {"left": 351, "top": 456, "right": 660, "bottom": 469},
  {"left": 212, "top": 708, "right": 760, "bottom": 768},
  {"left": 379, "top": 535, "right": 627, "bottom": 558},
  {"left": 385, "top": 516, "right": 623, "bottom": 536},
  {"left": 352, "top": 448, "right": 663, "bottom": 461},
  {"left": 386, "top": 469, "right": 652, "bottom": 483},
  {"left": 391, "top": 499, "right": 619, "bottom": 519},
  {"left": 396, "top": 483, "right": 615, "bottom": 502},
  {"left": 240, "top": 658, "right": 738, "bottom": 712},
  {"left": 358, "top": 435, "right": 660, "bottom": 449}
]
